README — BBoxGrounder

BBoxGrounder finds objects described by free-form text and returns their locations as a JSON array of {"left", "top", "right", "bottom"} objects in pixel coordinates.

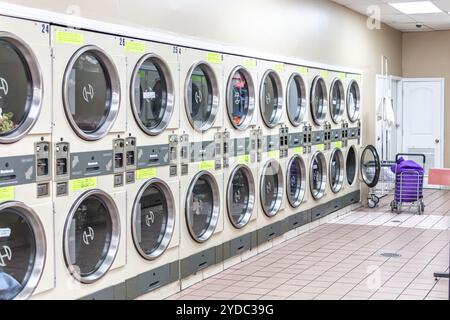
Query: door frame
[{"left": 401, "top": 77, "right": 445, "bottom": 171}]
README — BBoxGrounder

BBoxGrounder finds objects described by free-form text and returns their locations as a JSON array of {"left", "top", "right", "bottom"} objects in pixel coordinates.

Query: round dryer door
[
  {"left": 131, "top": 54, "right": 175, "bottom": 135},
  {"left": 63, "top": 46, "right": 120, "bottom": 141},
  {"left": 185, "top": 62, "right": 219, "bottom": 132},
  {"left": 186, "top": 171, "right": 220, "bottom": 243},
  {"left": 347, "top": 80, "right": 361, "bottom": 123},
  {"left": 346, "top": 146, "right": 357, "bottom": 185},
  {"left": 260, "top": 70, "right": 283, "bottom": 128},
  {"left": 330, "top": 78, "right": 345, "bottom": 124},
  {"left": 63, "top": 190, "right": 120, "bottom": 284},
  {"left": 286, "top": 73, "right": 307, "bottom": 126},
  {"left": 260, "top": 159, "right": 284, "bottom": 217},
  {"left": 310, "top": 76, "right": 328, "bottom": 125},
  {"left": 360, "top": 145, "right": 381, "bottom": 188},
  {"left": 310, "top": 152, "right": 327, "bottom": 200},
  {"left": 0, "top": 202, "right": 46, "bottom": 300},
  {"left": 227, "top": 165, "right": 255, "bottom": 229},
  {"left": 226, "top": 67, "right": 255, "bottom": 130},
  {"left": 329, "top": 149, "right": 345, "bottom": 193},
  {"left": 0, "top": 32, "right": 43, "bottom": 144},
  {"left": 287, "top": 155, "right": 307, "bottom": 208},
  {"left": 132, "top": 179, "right": 175, "bottom": 260}
]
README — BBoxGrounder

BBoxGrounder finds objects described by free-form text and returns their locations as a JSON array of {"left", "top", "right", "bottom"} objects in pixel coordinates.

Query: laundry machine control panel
[
  {"left": 288, "top": 131, "right": 306, "bottom": 155},
  {"left": 35, "top": 141, "right": 51, "bottom": 198},
  {"left": 341, "top": 121, "right": 349, "bottom": 148},
  {"left": 348, "top": 121, "right": 361, "bottom": 144},
  {"left": 125, "top": 137, "right": 137, "bottom": 184},
  {"left": 223, "top": 131, "right": 230, "bottom": 168},
  {"left": 255, "top": 129, "right": 263, "bottom": 163},
  {"left": 261, "top": 132, "right": 281, "bottom": 160},
  {"left": 324, "top": 122, "right": 332, "bottom": 150},
  {"left": 0, "top": 154, "right": 36, "bottom": 187},
  {"left": 303, "top": 124, "right": 312, "bottom": 154},
  {"left": 280, "top": 126, "right": 289, "bottom": 159}
]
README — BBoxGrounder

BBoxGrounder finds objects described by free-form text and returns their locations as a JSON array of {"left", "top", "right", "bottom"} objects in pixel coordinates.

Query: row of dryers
[{"left": 0, "top": 15, "right": 383, "bottom": 300}]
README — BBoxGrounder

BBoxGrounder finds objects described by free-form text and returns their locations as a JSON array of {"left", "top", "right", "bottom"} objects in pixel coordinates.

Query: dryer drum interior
[
  {"left": 347, "top": 79, "right": 361, "bottom": 122},
  {"left": 0, "top": 202, "right": 46, "bottom": 300},
  {"left": 63, "top": 190, "right": 120, "bottom": 284},
  {"left": 310, "top": 76, "right": 328, "bottom": 125},
  {"left": 185, "top": 62, "right": 219, "bottom": 132},
  {"left": 287, "top": 155, "right": 306, "bottom": 208},
  {"left": 346, "top": 146, "right": 357, "bottom": 185},
  {"left": 132, "top": 179, "right": 175, "bottom": 260},
  {"left": 227, "top": 165, "right": 255, "bottom": 229},
  {"left": 226, "top": 66, "right": 255, "bottom": 130},
  {"left": 310, "top": 152, "right": 327, "bottom": 200},
  {"left": 63, "top": 46, "right": 120, "bottom": 141},
  {"left": 186, "top": 171, "right": 220, "bottom": 243},
  {"left": 286, "top": 73, "right": 307, "bottom": 126},
  {"left": 260, "top": 70, "right": 283, "bottom": 128},
  {"left": 330, "top": 149, "right": 344, "bottom": 193},
  {"left": 0, "top": 32, "right": 43, "bottom": 144},
  {"left": 330, "top": 78, "right": 345, "bottom": 123},
  {"left": 260, "top": 159, "right": 284, "bottom": 217},
  {"left": 131, "top": 54, "right": 175, "bottom": 136}
]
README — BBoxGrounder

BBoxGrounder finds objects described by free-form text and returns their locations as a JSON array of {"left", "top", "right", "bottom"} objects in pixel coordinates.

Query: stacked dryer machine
[
  {"left": 221, "top": 55, "right": 259, "bottom": 263},
  {"left": 0, "top": 15, "right": 54, "bottom": 300},
  {"left": 123, "top": 38, "right": 180, "bottom": 299},
  {"left": 45, "top": 27, "right": 128, "bottom": 300},
  {"left": 255, "top": 60, "right": 287, "bottom": 251},
  {"left": 283, "top": 64, "right": 311, "bottom": 236},
  {"left": 178, "top": 48, "right": 225, "bottom": 286}
]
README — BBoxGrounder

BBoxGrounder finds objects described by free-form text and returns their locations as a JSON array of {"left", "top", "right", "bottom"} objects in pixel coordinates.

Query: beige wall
[
  {"left": 4, "top": 0, "right": 403, "bottom": 147},
  {"left": 403, "top": 31, "right": 450, "bottom": 167}
]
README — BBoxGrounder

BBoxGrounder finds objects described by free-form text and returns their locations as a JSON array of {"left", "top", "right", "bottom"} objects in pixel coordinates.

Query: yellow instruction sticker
[
  {"left": 320, "top": 70, "right": 329, "bottom": 80},
  {"left": 298, "top": 67, "right": 308, "bottom": 76},
  {"left": 293, "top": 147, "right": 303, "bottom": 154},
  {"left": 207, "top": 52, "right": 222, "bottom": 64},
  {"left": 274, "top": 63, "right": 285, "bottom": 73},
  {"left": 316, "top": 144, "right": 325, "bottom": 151},
  {"left": 238, "top": 155, "right": 250, "bottom": 165},
  {"left": 338, "top": 72, "right": 346, "bottom": 81},
  {"left": 125, "top": 40, "right": 146, "bottom": 53},
  {"left": 55, "top": 31, "right": 84, "bottom": 45},
  {"left": 335, "top": 141, "right": 343, "bottom": 149},
  {"left": 268, "top": 150, "right": 280, "bottom": 159},
  {"left": 70, "top": 178, "right": 97, "bottom": 192},
  {"left": 136, "top": 168, "right": 157, "bottom": 180},
  {"left": 0, "top": 187, "right": 14, "bottom": 202},
  {"left": 199, "top": 161, "right": 215, "bottom": 171},
  {"left": 244, "top": 59, "right": 257, "bottom": 69}
]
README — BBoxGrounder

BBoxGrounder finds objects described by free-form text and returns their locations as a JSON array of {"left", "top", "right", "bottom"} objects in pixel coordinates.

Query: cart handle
[{"left": 395, "top": 153, "right": 426, "bottom": 165}]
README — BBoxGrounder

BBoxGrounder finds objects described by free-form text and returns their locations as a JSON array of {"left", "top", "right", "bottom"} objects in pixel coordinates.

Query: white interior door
[{"left": 402, "top": 78, "right": 444, "bottom": 186}]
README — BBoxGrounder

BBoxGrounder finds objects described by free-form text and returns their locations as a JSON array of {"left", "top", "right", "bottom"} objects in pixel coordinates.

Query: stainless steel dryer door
[
  {"left": 310, "top": 152, "right": 327, "bottom": 200},
  {"left": 287, "top": 155, "right": 306, "bottom": 208},
  {"left": 227, "top": 165, "right": 255, "bottom": 229},
  {"left": 226, "top": 67, "right": 255, "bottom": 130},
  {"left": 360, "top": 145, "right": 381, "bottom": 188},
  {"left": 260, "top": 159, "right": 284, "bottom": 217}
]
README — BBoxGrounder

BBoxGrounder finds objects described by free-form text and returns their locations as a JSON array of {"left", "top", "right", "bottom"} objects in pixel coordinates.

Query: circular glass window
[
  {"left": 186, "top": 171, "right": 220, "bottom": 243},
  {"left": 185, "top": 62, "right": 219, "bottom": 132},
  {"left": 346, "top": 146, "right": 357, "bottom": 185},
  {"left": 132, "top": 179, "right": 175, "bottom": 260},
  {"left": 226, "top": 67, "right": 255, "bottom": 130},
  {"left": 260, "top": 70, "right": 282, "bottom": 128},
  {"left": 131, "top": 54, "right": 174, "bottom": 136},
  {"left": 361, "top": 145, "right": 380, "bottom": 188},
  {"left": 227, "top": 165, "right": 255, "bottom": 229},
  {"left": 310, "top": 76, "right": 328, "bottom": 125},
  {"left": 260, "top": 159, "right": 284, "bottom": 217},
  {"left": 310, "top": 152, "right": 327, "bottom": 200},
  {"left": 286, "top": 74, "right": 306, "bottom": 126},
  {"left": 330, "top": 149, "right": 344, "bottom": 193},
  {"left": 330, "top": 79, "right": 345, "bottom": 123},
  {"left": 0, "top": 202, "right": 45, "bottom": 300},
  {"left": 63, "top": 46, "right": 120, "bottom": 141},
  {"left": 0, "top": 33, "right": 42, "bottom": 144},
  {"left": 287, "top": 155, "right": 306, "bottom": 208},
  {"left": 347, "top": 80, "right": 361, "bottom": 122},
  {"left": 64, "top": 190, "right": 120, "bottom": 284}
]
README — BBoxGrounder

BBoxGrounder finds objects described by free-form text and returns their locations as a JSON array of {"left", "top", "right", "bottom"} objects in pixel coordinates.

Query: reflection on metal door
[{"left": 402, "top": 79, "right": 444, "bottom": 186}]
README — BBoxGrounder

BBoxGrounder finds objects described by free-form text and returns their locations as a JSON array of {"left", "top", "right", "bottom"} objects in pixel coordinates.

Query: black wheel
[
  {"left": 390, "top": 200, "right": 398, "bottom": 213},
  {"left": 371, "top": 195, "right": 380, "bottom": 204},
  {"left": 368, "top": 199, "right": 377, "bottom": 209}
]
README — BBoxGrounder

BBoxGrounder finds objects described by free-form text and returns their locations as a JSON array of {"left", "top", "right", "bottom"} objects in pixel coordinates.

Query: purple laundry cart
[{"left": 390, "top": 154, "right": 426, "bottom": 214}]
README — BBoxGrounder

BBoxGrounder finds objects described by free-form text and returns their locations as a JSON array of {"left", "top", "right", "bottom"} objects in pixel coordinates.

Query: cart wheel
[
  {"left": 371, "top": 195, "right": 380, "bottom": 205},
  {"left": 368, "top": 199, "right": 377, "bottom": 209},
  {"left": 390, "top": 201, "right": 398, "bottom": 213},
  {"left": 420, "top": 202, "right": 425, "bottom": 214}
]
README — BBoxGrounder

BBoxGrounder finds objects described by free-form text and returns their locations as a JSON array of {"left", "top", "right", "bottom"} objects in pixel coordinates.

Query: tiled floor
[{"left": 169, "top": 190, "right": 450, "bottom": 300}]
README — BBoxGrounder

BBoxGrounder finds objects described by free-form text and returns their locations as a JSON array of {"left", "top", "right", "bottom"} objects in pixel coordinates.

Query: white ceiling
[{"left": 331, "top": 0, "right": 450, "bottom": 32}]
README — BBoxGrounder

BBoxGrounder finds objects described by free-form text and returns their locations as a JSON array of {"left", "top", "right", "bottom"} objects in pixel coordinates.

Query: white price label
[
  {"left": 143, "top": 91, "right": 156, "bottom": 100},
  {"left": 0, "top": 228, "right": 11, "bottom": 238}
]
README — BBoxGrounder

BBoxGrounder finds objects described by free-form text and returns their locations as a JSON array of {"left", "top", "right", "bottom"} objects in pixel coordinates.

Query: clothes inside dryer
[
  {"left": 227, "top": 165, "right": 255, "bottom": 228},
  {"left": 0, "top": 40, "right": 32, "bottom": 136},
  {"left": 260, "top": 71, "right": 282, "bottom": 127},
  {"left": 287, "top": 74, "right": 306, "bottom": 126},
  {"left": 347, "top": 80, "right": 360, "bottom": 122},
  {"left": 287, "top": 156, "right": 306, "bottom": 208},
  {"left": 132, "top": 57, "right": 169, "bottom": 133},
  {"left": 330, "top": 79, "right": 344, "bottom": 123},
  {"left": 0, "top": 203, "right": 45, "bottom": 300},
  {"left": 346, "top": 146, "right": 357, "bottom": 185},
  {"left": 310, "top": 152, "right": 327, "bottom": 199},
  {"left": 227, "top": 68, "right": 254, "bottom": 129},
  {"left": 311, "top": 76, "right": 328, "bottom": 125},
  {"left": 261, "top": 160, "right": 283, "bottom": 217},
  {"left": 66, "top": 51, "right": 111, "bottom": 134},
  {"left": 132, "top": 180, "right": 175, "bottom": 260},
  {"left": 330, "top": 149, "right": 344, "bottom": 193}
]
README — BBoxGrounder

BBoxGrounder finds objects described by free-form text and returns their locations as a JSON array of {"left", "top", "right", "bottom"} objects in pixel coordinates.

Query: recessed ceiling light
[{"left": 389, "top": 1, "right": 442, "bottom": 14}]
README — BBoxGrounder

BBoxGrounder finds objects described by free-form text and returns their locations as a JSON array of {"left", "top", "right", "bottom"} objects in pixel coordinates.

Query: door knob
[{"left": 436, "top": 139, "right": 440, "bottom": 144}]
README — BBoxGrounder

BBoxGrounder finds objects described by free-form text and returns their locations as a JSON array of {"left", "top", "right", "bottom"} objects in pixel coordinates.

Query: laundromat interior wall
[{"left": 4, "top": 0, "right": 403, "bottom": 151}]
